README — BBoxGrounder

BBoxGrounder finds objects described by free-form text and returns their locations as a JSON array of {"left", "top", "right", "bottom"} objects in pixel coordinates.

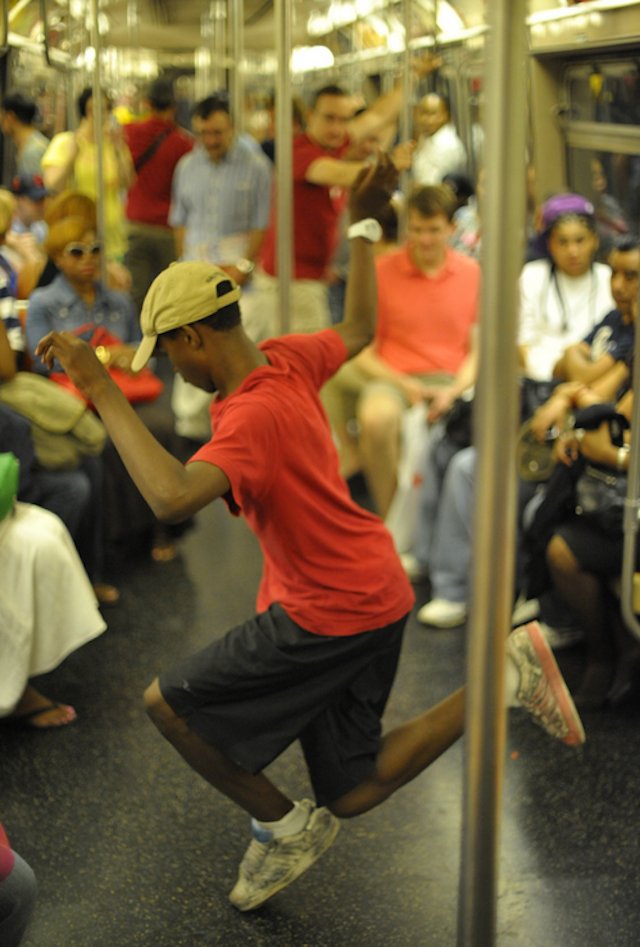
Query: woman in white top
[{"left": 518, "top": 193, "right": 615, "bottom": 382}]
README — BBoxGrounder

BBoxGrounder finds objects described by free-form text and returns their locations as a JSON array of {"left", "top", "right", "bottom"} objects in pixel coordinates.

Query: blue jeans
[
  {"left": 413, "top": 425, "right": 472, "bottom": 603},
  {"left": 0, "top": 851, "right": 37, "bottom": 947}
]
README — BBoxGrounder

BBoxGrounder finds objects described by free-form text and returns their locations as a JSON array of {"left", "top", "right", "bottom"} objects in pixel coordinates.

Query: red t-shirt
[
  {"left": 374, "top": 246, "right": 480, "bottom": 375},
  {"left": 189, "top": 330, "right": 415, "bottom": 635},
  {"left": 260, "top": 133, "right": 348, "bottom": 280},
  {"left": 0, "top": 822, "right": 14, "bottom": 882},
  {"left": 124, "top": 118, "right": 194, "bottom": 227}
]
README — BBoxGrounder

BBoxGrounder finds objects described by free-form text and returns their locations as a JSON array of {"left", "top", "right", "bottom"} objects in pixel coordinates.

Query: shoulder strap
[{"left": 134, "top": 128, "right": 172, "bottom": 173}]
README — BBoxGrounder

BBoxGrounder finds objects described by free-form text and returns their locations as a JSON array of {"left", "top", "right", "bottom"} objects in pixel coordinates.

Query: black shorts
[{"left": 159, "top": 603, "right": 408, "bottom": 806}]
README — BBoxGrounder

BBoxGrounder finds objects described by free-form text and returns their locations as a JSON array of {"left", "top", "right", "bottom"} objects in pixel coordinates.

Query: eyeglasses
[{"left": 63, "top": 242, "right": 102, "bottom": 259}]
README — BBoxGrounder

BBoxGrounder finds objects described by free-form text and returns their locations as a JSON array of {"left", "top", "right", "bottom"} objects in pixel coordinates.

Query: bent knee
[
  {"left": 144, "top": 678, "right": 177, "bottom": 730},
  {"left": 546, "top": 534, "right": 579, "bottom": 575},
  {"left": 358, "top": 394, "right": 403, "bottom": 441}
]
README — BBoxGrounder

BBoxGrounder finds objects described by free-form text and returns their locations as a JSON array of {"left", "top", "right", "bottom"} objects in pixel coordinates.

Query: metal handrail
[
  {"left": 89, "top": 0, "right": 107, "bottom": 285},
  {"left": 274, "top": 0, "right": 292, "bottom": 335},
  {"left": 0, "top": 0, "right": 9, "bottom": 58},
  {"left": 619, "top": 281, "right": 640, "bottom": 640},
  {"left": 457, "top": 1, "right": 528, "bottom": 944}
]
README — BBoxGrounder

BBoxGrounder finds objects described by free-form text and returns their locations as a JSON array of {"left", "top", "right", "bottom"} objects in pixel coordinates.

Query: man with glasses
[
  {"left": 169, "top": 95, "right": 272, "bottom": 340},
  {"left": 169, "top": 94, "right": 274, "bottom": 442}
]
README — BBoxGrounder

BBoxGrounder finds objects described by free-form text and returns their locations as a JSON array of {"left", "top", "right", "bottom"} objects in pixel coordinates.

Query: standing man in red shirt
[
  {"left": 124, "top": 78, "right": 194, "bottom": 312},
  {"left": 36, "top": 160, "right": 584, "bottom": 915},
  {"left": 257, "top": 79, "right": 419, "bottom": 334}
]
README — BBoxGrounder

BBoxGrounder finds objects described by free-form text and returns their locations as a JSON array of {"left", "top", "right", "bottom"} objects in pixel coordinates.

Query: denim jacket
[{"left": 26, "top": 273, "right": 141, "bottom": 375}]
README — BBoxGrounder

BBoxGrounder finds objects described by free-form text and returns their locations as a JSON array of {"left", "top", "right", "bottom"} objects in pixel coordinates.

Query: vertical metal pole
[
  {"left": 231, "top": 0, "right": 244, "bottom": 133},
  {"left": 88, "top": 0, "right": 107, "bottom": 284},
  {"left": 456, "top": 2, "right": 527, "bottom": 946},
  {"left": 399, "top": 0, "right": 412, "bottom": 242},
  {"left": 619, "top": 277, "right": 640, "bottom": 641},
  {"left": 274, "top": 0, "right": 292, "bottom": 335}
]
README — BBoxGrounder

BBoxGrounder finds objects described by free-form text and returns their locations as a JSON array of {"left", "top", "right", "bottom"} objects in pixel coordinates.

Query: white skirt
[{"left": 0, "top": 502, "right": 107, "bottom": 716}]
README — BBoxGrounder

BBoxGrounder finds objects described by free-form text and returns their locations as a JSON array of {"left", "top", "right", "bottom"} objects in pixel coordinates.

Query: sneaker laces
[{"left": 238, "top": 838, "right": 271, "bottom": 882}]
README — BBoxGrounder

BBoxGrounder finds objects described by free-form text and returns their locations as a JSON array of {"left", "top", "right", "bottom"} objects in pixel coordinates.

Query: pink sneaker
[{"left": 507, "top": 622, "right": 585, "bottom": 746}]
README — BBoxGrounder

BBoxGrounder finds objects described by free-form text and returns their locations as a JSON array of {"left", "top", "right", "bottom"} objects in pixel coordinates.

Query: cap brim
[{"left": 130, "top": 335, "right": 157, "bottom": 373}]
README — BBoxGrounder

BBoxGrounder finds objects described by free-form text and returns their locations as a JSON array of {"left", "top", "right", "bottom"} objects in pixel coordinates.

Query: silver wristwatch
[
  {"left": 235, "top": 258, "right": 255, "bottom": 275},
  {"left": 347, "top": 218, "right": 383, "bottom": 243}
]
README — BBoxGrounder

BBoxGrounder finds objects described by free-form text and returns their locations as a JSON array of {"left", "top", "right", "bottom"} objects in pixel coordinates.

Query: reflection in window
[
  {"left": 567, "top": 63, "right": 640, "bottom": 127},
  {"left": 568, "top": 148, "right": 640, "bottom": 258}
]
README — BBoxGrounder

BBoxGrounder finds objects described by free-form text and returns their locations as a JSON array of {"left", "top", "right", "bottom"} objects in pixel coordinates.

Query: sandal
[
  {"left": 151, "top": 541, "right": 178, "bottom": 563},
  {"left": 93, "top": 583, "right": 120, "bottom": 607},
  {"left": 8, "top": 701, "right": 77, "bottom": 729}
]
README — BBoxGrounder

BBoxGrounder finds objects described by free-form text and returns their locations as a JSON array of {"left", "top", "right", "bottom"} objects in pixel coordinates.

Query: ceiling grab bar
[
  {"left": 456, "top": 2, "right": 528, "bottom": 946},
  {"left": 0, "top": 0, "right": 9, "bottom": 58},
  {"left": 274, "top": 0, "right": 292, "bottom": 336},
  {"left": 619, "top": 279, "right": 640, "bottom": 641},
  {"left": 230, "top": 0, "right": 244, "bottom": 137},
  {"left": 88, "top": 0, "right": 107, "bottom": 285},
  {"left": 40, "top": 0, "right": 52, "bottom": 68}
]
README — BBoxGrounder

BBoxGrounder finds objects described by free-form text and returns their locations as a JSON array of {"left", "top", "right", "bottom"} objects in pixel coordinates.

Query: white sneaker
[
  {"left": 507, "top": 622, "right": 585, "bottom": 746},
  {"left": 400, "top": 553, "right": 428, "bottom": 582},
  {"left": 229, "top": 800, "right": 340, "bottom": 911},
  {"left": 417, "top": 598, "right": 467, "bottom": 628},
  {"left": 511, "top": 597, "right": 540, "bottom": 626}
]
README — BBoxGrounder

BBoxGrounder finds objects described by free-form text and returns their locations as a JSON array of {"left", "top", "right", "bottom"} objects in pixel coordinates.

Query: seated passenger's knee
[
  {"left": 546, "top": 534, "right": 579, "bottom": 575},
  {"left": 358, "top": 396, "right": 402, "bottom": 444}
]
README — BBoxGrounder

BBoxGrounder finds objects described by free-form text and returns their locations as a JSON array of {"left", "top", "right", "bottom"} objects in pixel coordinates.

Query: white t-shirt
[
  {"left": 412, "top": 123, "right": 467, "bottom": 186},
  {"left": 518, "top": 258, "right": 615, "bottom": 380}
]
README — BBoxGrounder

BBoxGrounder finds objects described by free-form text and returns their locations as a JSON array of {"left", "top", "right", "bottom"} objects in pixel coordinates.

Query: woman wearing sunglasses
[{"left": 25, "top": 216, "right": 140, "bottom": 373}]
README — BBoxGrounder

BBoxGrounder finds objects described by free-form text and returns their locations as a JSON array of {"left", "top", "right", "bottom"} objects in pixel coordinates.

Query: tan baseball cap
[{"left": 131, "top": 261, "right": 241, "bottom": 372}]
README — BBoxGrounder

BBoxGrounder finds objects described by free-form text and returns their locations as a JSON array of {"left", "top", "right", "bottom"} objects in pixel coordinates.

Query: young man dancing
[{"left": 36, "top": 157, "right": 584, "bottom": 913}]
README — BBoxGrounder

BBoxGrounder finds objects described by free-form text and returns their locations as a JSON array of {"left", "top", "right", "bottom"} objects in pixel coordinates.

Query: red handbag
[{"left": 50, "top": 323, "right": 164, "bottom": 408}]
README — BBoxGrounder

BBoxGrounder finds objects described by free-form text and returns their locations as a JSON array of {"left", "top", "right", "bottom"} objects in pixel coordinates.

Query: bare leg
[
  {"left": 546, "top": 534, "right": 615, "bottom": 708},
  {"left": 10, "top": 685, "right": 76, "bottom": 727},
  {"left": 329, "top": 688, "right": 465, "bottom": 818},
  {"left": 146, "top": 679, "right": 464, "bottom": 822},
  {"left": 358, "top": 392, "right": 403, "bottom": 518},
  {"left": 144, "top": 679, "right": 293, "bottom": 821}
]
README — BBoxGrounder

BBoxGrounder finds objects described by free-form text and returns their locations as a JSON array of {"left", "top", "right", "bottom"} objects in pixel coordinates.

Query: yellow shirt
[{"left": 42, "top": 131, "right": 128, "bottom": 260}]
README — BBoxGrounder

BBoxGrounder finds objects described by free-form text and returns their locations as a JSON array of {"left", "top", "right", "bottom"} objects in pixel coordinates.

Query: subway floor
[{"left": 3, "top": 495, "right": 640, "bottom": 947}]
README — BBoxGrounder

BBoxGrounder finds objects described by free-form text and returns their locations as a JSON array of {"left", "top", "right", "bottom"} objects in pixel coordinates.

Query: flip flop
[
  {"left": 151, "top": 542, "right": 178, "bottom": 563},
  {"left": 8, "top": 702, "right": 77, "bottom": 729},
  {"left": 93, "top": 583, "right": 120, "bottom": 607}
]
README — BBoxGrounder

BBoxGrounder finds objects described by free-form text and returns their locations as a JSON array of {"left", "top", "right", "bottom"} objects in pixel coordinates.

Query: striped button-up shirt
[{"left": 168, "top": 139, "right": 272, "bottom": 264}]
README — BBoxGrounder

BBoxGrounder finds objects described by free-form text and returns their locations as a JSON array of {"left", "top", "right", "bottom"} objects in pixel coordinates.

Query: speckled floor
[{"left": 3, "top": 495, "right": 640, "bottom": 947}]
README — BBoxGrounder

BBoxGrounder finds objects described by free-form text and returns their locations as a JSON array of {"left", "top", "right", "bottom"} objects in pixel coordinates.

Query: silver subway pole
[
  {"left": 456, "top": 2, "right": 527, "bottom": 945},
  {"left": 231, "top": 0, "right": 244, "bottom": 135},
  {"left": 620, "top": 276, "right": 640, "bottom": 641},
  {"left": 89, "top": 0, "right": 107, "bottom": 284},
  {"left": 398, "top": 0, "right": 412, "bottom": 242},
  {"left": 274, "top": 0, "right": 292, "bottom": 335}
]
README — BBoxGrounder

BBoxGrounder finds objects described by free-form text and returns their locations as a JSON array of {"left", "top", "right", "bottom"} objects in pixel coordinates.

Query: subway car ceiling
[
  {"left": 3, "top": 0, "right": 640, "bottom": 213},
  {"left": 5, "top": 0, "right": 640, "bottom": 70}
]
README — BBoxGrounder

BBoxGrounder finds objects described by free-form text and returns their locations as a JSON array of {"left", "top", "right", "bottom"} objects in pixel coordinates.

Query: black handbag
[
  {"left": 574, "top": 463, "right": 627, "bottom": 535},
  {"left": 571, "top": 404, "right": 630, "bottom": 535},
  {"left": 443, "top": 396, "right": 473, "bottom": 449}
]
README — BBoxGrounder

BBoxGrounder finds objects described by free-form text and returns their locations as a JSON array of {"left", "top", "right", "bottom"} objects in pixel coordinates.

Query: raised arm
[{"left": 330, "top": 154, "right": 398, "bottom": 360}]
